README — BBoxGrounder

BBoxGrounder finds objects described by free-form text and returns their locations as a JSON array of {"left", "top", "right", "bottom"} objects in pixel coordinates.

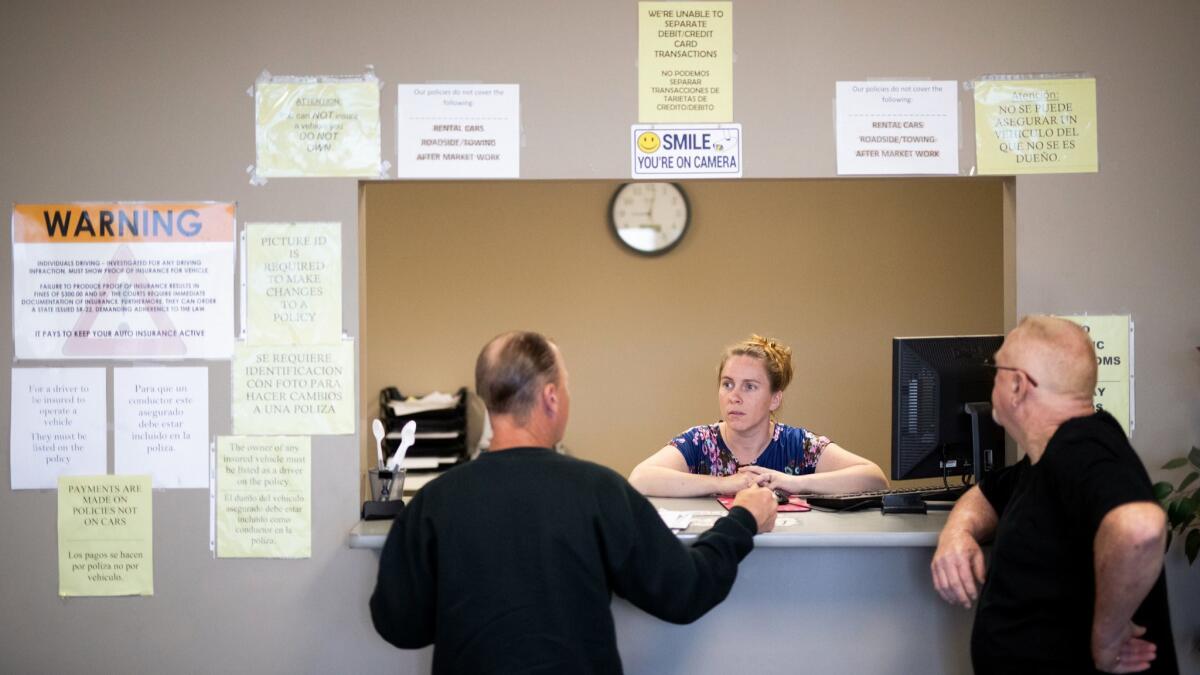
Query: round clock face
[{"left": 609, "top": 182, "right": 690, "bottom": 255}]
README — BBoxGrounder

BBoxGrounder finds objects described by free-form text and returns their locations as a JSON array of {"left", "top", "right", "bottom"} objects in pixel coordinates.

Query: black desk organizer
[
  {"left": 362, "top": 486, "right": 405, "bottom": 520},
  {"left": 379, "top": 386, "right": 470, "bottom": 467},
  {"left": 362, "top": 387, "right": 470, "bottom": 519}
]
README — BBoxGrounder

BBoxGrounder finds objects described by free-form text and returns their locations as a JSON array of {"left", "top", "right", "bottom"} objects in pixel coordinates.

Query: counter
[{"left": 353, "top": 496, "right": 973, "bottom": 673}]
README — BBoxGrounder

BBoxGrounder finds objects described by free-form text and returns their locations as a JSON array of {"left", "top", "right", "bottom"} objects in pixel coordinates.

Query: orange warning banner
[{"left": 13, "top": 202, "right": 234, "bottom": 244}]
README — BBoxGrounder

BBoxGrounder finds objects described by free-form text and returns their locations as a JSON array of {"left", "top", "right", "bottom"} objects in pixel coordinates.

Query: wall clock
[{"left": 608, "top": 182, "right": 690, "bottom": 256}]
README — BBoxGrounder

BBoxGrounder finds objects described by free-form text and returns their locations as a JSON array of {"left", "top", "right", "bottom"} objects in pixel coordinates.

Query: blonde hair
[{"left": 718, "top": 334, "right": 794, "bottom": 393}]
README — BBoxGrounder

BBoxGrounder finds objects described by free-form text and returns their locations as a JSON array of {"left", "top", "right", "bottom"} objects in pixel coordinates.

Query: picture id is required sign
[{"left": 631, "top": 124, "right": 741, "bottom": 179}]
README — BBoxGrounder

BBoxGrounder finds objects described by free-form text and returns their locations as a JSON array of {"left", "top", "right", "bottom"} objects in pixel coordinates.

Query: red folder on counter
[{"left": 716, "top": 495, "right": 811, "bottom": 513}]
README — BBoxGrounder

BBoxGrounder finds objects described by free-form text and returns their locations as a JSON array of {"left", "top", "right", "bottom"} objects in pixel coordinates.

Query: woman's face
[{"left": 718, "top": 355, "right": 782, "bottom": 433}]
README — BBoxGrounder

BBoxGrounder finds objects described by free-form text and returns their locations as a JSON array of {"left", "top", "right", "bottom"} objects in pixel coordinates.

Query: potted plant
[{"left": 1155, "top": 446, "right": 1200, "bottom": 564}]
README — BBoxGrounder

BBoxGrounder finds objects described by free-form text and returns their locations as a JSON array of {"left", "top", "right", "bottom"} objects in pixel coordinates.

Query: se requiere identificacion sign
[
  {"left": 974, "top": 77, "right": 1098, "bottom": 175},
  {"left": 631, "top": 124, "right": 742, "bottom": 179},
  {"left": 254, "top": 79, "right": 383, "bottom": 178},
  {"left": 835, "top": 80, "right": 959, "bottom": 175},
  {"left": 11, "top": 202, "right": 236, "bottom": 360}
]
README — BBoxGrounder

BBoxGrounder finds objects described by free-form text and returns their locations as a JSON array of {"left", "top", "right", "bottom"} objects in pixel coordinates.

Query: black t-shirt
[
  {"left": 370, "top": 447, "right": 759, "bottom": 675},
  {"left": 972, "top": 411, "right": 1177, "bottom": 674}
]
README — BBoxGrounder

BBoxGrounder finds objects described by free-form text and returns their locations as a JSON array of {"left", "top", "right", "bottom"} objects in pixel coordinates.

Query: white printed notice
[
  {"left": 113, "top": 367, "right": 209, "bottom": 488},
  {"left": 216, "top": 436, "right": 311, "bottom": 558},
  {"left": 836, "top": 81, "right": 959, "bottom": 175},
  {"left": 232, "top": 341, "right": 354, "bottom": 435},
  {"left": 245, "top": 222, "right": 341, "bottom": 345},
  {"left": 10, "top": 368, "right": 106, "bottom": 490},
  {"left": 11, "top": 202, "right": 236, "bottom": 360},
  {"left": 396, "top": 84, "right": 520, "bottom": 178}
]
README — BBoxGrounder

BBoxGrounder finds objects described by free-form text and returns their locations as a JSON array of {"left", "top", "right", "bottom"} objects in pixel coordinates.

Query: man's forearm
[
  {"left": 1092, "top": 502, "right": 1167, "bottom": 638},
  {"left": 940, "top": 485, "right": 998, "bottom": 544}
]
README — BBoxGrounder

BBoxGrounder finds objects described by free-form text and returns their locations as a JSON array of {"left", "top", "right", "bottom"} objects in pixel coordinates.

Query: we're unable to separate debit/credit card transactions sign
[{"left": 11, "top": 202, "right": 235, "bottom": 360}]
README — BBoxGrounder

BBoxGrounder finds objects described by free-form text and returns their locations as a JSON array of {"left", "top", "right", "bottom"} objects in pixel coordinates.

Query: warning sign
[{"left": 11, "top": 202, "right": 236, "bottom": 360}]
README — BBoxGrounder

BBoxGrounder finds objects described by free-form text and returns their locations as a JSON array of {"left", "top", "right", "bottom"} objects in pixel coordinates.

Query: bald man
[
  {"left": 931, "top": 316, "right": 1177, "bottom": 674},
  {"left": 371, "top": 331, "right": 778, "bottom": 674}
]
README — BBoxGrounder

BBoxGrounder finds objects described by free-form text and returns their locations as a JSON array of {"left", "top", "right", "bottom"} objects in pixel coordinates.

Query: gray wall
[{"left": 2, "top": 1, "right": 1196, "bottom": 673}]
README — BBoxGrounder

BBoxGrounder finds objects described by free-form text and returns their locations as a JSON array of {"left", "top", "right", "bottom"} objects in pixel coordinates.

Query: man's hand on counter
[{"left": 731, "top": 486, "right": 778, "bottom": 533}]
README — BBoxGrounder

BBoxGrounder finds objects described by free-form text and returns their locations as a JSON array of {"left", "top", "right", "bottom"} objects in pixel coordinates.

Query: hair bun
[{"left": 722, "top": 334, "right": 794, "bottom": 392}]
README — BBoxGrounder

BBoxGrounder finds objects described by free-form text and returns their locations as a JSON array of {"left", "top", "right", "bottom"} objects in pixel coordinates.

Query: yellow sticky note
[
  {"left": 245, "top": 222, "right": 342, "bottom": 345},
  {"left": 58, "top": 475, "right": 154, "bottom": 597},
  {"left": 1060, "top": 314, "right": 1132, "bottom": 435},
  {"left": 216, "top": 436, "right": 311, "bottom": 559},
  {"left": 974, "top": 78, "right": 1098, "bottom": 175},
  {"left": 232, "top": 341, "right": 355, "bottom": 435},
  {"left": 639, "top": 2, "right": 733, "bottom": 123},
  {"left": 255, "top": 81, "right": 382, "bottom": 177}
]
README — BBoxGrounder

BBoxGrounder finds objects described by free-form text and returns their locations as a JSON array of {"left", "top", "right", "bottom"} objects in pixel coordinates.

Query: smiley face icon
[{"left": 637, "top": 131, "right": 661, "bottom": 153}]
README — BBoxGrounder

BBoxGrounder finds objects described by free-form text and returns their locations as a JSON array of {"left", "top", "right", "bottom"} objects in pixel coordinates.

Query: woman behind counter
[{"left": 630, "top": 335, "right": 888, "bottom": 497}]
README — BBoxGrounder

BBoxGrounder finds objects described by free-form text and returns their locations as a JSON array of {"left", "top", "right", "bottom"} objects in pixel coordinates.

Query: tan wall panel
[{"left": 362, "top": 178, "right": 1004, "bottom": 479}]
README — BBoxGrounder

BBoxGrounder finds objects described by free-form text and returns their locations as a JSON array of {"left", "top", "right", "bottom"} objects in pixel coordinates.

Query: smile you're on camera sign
[{"left": 630, "top": 124, "right": 742, "bottom": 179}]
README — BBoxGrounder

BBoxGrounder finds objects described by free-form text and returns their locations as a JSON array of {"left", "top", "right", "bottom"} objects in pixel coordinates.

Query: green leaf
[
  {"left": 1187, "top": 529, "right": 1200, "bottom": 565},
  {"left": 1168, "top": 500, "right": 1185, "bottom": 528},
  {"left": 1190, "top": 447, "right": 1200, "bottom": 470},
  {"left": 1154, "top": 481, "right": 1175, "bottom": 501},
  {"left": 1181, "top": 472, "right": 1200, "bottom": 493},
  {"left": 1184, "top": 499, "right": 1200, "bottom": 528},
  {"left": 1164, "top": 458, "right": 1189, "bottom": 470}
]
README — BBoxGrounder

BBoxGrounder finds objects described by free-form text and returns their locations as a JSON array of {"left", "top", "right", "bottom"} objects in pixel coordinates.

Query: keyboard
[{"left": 802, "top": 485, "right": 967, "bottom": 512}]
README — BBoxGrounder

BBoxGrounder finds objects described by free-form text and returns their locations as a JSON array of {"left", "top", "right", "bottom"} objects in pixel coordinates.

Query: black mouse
[{"left": 772, "top": 489, "right": 788, "bottom": 504}]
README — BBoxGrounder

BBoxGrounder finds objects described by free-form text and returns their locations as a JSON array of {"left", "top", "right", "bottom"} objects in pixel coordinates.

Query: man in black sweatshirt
[{"left": 371, "top": 330, "right": 777, "bottom": 674}]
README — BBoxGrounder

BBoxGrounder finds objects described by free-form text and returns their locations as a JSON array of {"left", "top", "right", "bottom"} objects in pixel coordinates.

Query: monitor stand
[{"left": 964, "top": 402, "right": 999, "bottom": 484}]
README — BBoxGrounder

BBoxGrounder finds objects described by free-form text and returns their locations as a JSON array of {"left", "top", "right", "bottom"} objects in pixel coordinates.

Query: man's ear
[
  {"left": 542, "top": 381, "right": 560, "bottom": 416},
  {"left": 1010, "top": 373, "right": 1030, "bottom": 405}
]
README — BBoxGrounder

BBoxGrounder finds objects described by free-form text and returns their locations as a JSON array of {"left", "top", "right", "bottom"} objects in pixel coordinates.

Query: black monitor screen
[{"left": 892, "top": 335, "right": 1006, "bottom": 482}]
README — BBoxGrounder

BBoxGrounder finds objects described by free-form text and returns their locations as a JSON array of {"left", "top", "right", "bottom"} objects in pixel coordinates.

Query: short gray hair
[{"left": 475, "top": 331, "right": 559, "bottom": 422}]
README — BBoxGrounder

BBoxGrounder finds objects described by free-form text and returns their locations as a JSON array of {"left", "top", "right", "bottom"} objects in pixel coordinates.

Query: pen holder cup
[{"left": 368, "top": 468, "right": 406, "bottom": 502}]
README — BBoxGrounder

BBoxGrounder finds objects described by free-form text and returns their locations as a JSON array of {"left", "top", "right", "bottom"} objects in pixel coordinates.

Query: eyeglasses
[{"left": 982, "top": 357, "right": 1039, "bottom": 388}]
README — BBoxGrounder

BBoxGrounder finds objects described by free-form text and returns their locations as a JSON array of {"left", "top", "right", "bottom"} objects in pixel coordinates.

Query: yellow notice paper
[
  {"left": 246, "top": 222, "right": 342, "bottom": 345},
  {"left": 974, "top": 78, "right": 1098, "bottom": 175},
  {"left": 255, "top": 81, "right": 382, "bottom": 177},
  {"left": 232, "top": 341, "right": 354, "bottom": 435},
  {"left": 217, "top": 436, "right": 311, "bottom": 558},
  {"left": 639, "top": 1, "right": 733, "bottom": 123},
  {"left": 1060, "top": 314, "right": 1132, "bottom": 435},
  {"left": 58, "top": 475, "right": 153, "bottom": 597}
]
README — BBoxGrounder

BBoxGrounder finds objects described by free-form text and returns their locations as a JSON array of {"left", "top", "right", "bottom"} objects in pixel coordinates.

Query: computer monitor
[{"left": 892, "top": 335, "right": 1007, "bottom": 484}]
